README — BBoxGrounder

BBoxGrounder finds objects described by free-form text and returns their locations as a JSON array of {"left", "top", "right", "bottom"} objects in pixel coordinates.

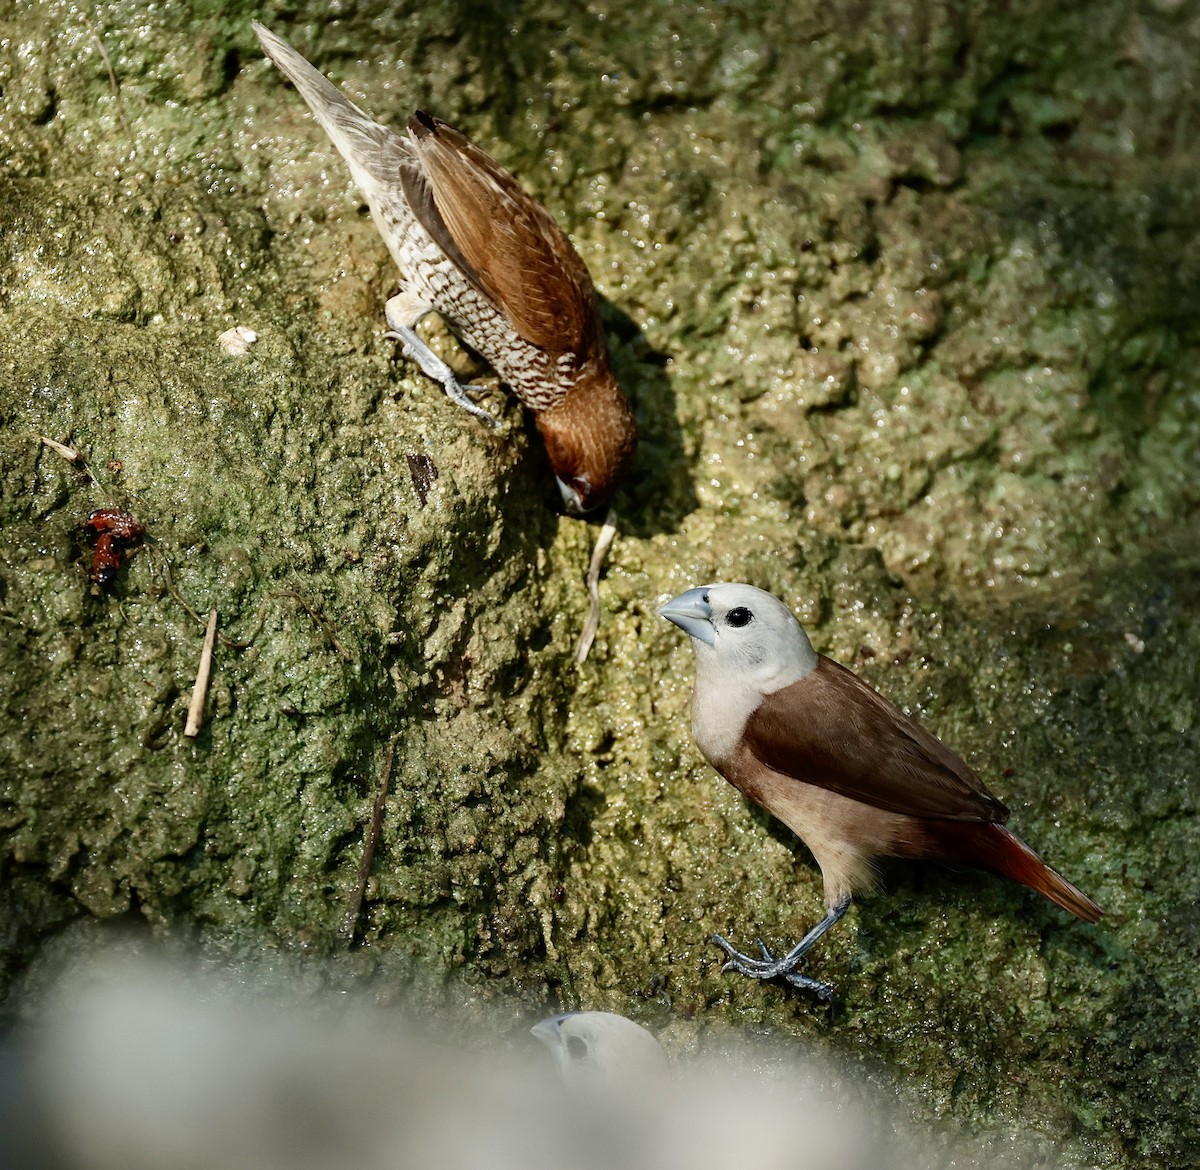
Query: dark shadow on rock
[
  {"left": 598, "top": 296, "right": 699, "bottom": 538},
  {"left": 561, "top": 780, "right": 606, "bottom": 851}
]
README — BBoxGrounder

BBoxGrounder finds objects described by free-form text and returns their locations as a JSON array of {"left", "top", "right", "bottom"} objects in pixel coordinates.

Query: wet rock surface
[{"left": 1, "top": 2, "right": 1198, "bottom": 1166}]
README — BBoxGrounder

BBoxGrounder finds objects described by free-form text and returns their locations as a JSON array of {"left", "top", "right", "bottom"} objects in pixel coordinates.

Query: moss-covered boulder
[{"left": 2, "top": 2, "right": 1198, "bottom": 1166}]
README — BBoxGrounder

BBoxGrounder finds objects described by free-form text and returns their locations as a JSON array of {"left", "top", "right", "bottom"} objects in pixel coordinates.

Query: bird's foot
[
  {"left": 709, "top": 933, "right": 833, "bottom": 999},
  {"left": 438, "top": 374, "right": 501, "bottom": 428},
  {"left": 383, "top": 327, "right": 500, "bottom": 428},
  {"left": 708, "top": 897, "right": 849, "bottom": 999}
]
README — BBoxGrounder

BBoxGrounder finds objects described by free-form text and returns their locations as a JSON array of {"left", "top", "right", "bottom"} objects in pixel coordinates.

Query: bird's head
[
  {"left": 535, "top": 371, "right": 637, "bottom": 516},
  {"left": 530, "top": 1011, "right": 668, "bottom": 1083},
  {"left": 658, "top": 583, "right": 818, "bottom": 692}
]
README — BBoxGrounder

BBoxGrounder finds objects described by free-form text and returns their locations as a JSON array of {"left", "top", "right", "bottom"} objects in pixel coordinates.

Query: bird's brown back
[
  {"left": 402, "top": 112, "right": 600, "bottom": 357},
  {"left": 741, "top": 657, "right": 1009, "bottom": 823}
]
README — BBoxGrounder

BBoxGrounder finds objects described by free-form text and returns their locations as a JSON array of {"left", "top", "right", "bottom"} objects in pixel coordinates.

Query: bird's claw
[
  {"left": 783, "top": 972, "right": 834, "bottom": 999},
  {"left": 710, "top": 933, "right": 789, "bottom": 980},
  {"left": 383, "top": 330, "right": 501, "bottom": 427},
  {"left": 709, "top": 932, "right": 833, "bottom": 999},
  {"left": 456, "top": 392, "right": 501, "bottom": 428}
]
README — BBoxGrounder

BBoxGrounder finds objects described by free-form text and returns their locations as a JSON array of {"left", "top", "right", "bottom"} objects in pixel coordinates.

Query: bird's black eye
[
  {"left": 726, "top": 607, "right": 753, "bottom": 628},
  {"left": 566, "top": 1034, "right": 590, "bottom": 1062}
]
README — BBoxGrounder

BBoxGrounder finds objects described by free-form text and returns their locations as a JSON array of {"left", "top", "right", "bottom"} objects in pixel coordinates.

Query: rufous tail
[{"left": 930, "top": 821, "right": 1103, "bottom": 923}]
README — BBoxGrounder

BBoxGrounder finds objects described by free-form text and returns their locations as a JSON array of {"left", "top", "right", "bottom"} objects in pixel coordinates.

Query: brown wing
[
  {"left": 400, "top": 111, "right": 598, "bottom": 354},
  {"left": 742, "top": 657, "right": 1009, "bottom": 823}
]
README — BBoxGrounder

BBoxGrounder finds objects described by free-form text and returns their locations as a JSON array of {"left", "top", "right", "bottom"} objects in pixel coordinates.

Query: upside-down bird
[
  {"left": 253, "top": 23, "right": 637, "bottom": 515},
  {"left": 659, "top": 583, "right": 1102, "bottom": 998}
]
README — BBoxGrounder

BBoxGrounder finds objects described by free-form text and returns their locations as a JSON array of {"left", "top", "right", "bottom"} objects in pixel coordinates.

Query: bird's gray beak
[
  {"left": 530, "top": 1013, "right": 569, "bottom": 1073},
  {"left": 658, "top": 587, "right": 716, "bottom": 647}
]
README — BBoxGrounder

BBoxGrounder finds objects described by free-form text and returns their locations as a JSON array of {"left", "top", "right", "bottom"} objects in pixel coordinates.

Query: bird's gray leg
[
  {"left": 710, "top": 896, "right": 851, "bottom": 999},
  {"left": 384, "top": 292, "right": 499, "bottom": 427}
]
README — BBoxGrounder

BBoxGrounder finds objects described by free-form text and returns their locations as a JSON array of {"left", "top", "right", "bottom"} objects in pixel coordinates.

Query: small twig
[
  {"left": 266, "top": 589, "right": 351, "bottom": 659},
  {"left": 183, "top": 609, "right": 218, "bottom": 738},
  {"left": 221, "top": 592, "right": 273, "bottom": 650},
  {"left": 35, "top": 434, "right": 97, "bottom": 492},
  {"left": 38, "top": 435, "right": 79, "bottom": 462},
  {"left": 573, "top": 508, "right": 619, "bottom": 666},
  {"left": 341, "top": 737, "right": 398, "bottom": 946},
  {"left": 82, "top": 12, "right": 134, "bottom": 154},
  {"left": 154, "top": 552, "right": 348, "bottom": 657},
  {"left": 154, "top": 556, "right": 211, "bottom": 633},
  {"left": 156, "top": 551, "right": 267, "bottom": 649}
]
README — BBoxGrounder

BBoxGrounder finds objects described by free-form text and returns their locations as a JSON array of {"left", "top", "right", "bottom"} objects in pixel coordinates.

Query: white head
[
  {"left": 530, "top": 1011, "right": 668, "bottom": 1083},
  {"left": 659, "top": 584, "right": 817, "bottom": 692},
  {"left": 658, "top": 584, "right": 818, "bottom": 763}
]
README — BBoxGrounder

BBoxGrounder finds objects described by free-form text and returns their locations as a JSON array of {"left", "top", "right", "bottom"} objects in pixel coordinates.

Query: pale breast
[
  {"left": 379, "top": 200, "right": 578, "bottom": 413},
  {"left": 721, "top": 745, "right": 924, "bottom": 907},
  {"left": 689, "top": 668, "right": 766, "bottom": 767}
]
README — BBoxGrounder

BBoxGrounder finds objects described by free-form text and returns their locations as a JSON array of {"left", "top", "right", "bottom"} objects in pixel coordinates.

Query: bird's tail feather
[
  {"left": 252, "top": 23, "right": 408, "bottom": 188},
  {"left": 929, "top": 821, "right": 1103, "bottom": 923}
]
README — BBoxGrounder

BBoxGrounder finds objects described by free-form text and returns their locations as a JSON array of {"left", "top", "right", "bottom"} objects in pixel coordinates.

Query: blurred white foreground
[{"left": 7, "top": 951, "right": 893, "bottom": 1170}]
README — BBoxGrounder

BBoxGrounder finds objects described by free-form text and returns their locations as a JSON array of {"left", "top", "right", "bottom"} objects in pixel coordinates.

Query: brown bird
[
  {"left": 253, "top": 23, "right": 637, "bottom": 515},
  {"left": 659, "top": 583, "right": 1102, "bottom": 998}
]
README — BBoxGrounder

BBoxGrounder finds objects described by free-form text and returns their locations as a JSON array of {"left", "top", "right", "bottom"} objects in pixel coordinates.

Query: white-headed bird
[
  {"left": 659, "top": 583, "right": 1102, "bottom": 998},
  {"left": 531, "top": 1011, "right": 668, "bottom": 1082}
]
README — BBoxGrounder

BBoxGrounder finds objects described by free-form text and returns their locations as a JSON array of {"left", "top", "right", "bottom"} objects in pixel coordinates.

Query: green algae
[{"left": 1, "top": 0, "right": 1199, "bottom": 1166}]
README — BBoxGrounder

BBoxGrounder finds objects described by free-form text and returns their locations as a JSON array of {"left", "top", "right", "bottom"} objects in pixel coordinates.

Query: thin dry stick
[
  {"left": 154, "top": 552, "right": 348, "bottom": 656},
  {"left": 155, "top": 553, "right": 217, "bottom": 632},
  {"left": 266, "top": 589, "right": 350, "bottom": 659},
  {"left": 573, "top": 508, "right": 619, "bottom": 666},
  {"left": 155, "top": 551, "right": 268, "bottom": 649},
  {"left": 38, "top": 435, "right": 79, "bottom": 462},
  {"left": 341, "top": 737, "right": 398, "bottom": 946},
  {"left": 83, "top": 14, "right": 134, "bottom": 153},
  {"left": 183, "top": 609, "right": 218, "bottom": 738},
  {"left": 35, "top": 434, "right": 97, "bottom": 490}
]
